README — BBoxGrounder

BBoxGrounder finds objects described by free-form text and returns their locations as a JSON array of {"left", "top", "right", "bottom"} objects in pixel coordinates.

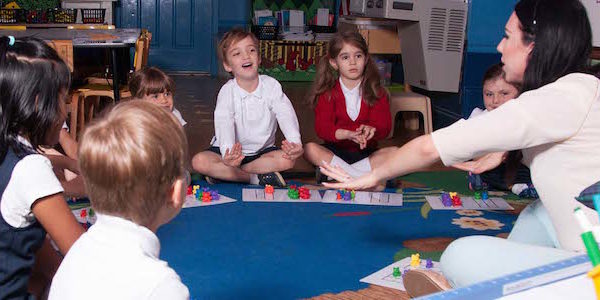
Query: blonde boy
[
  {"left": 192, "top": 28, "right": 303, "bottom": 187},
  {"left": 49, "top": 101, "right": 190, "bottom": 299}
]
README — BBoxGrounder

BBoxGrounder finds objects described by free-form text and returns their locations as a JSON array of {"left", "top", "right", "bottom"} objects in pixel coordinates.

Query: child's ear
[
  {"left": 329, "top": 58, "right": 338, "bottom": 70},
  {"left": 223, "top": 61, "right": 233, "bottom": 73},
  {"left": 168, "top": 177, "right": 185, "bottom": 210}
]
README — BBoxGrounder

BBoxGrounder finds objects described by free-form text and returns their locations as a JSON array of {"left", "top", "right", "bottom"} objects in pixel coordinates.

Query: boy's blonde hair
[
  {"left": 128, "top": 66, "right": 175, "bottom": 99},
  {"left": 78, "top": 101, "right": 188, "bottom": 226},
  {"left": 218, "top": 28, "right": 259, "bottom": 64}
]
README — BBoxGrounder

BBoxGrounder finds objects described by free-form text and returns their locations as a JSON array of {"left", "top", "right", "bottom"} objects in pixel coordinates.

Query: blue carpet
[{"left": 156, "top": 181, "right": 520, "bottom": 299}]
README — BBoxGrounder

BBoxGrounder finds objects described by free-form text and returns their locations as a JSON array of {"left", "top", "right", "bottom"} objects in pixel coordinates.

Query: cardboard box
[{"left": 338, "top": 17, "right": 401, "bottom": 54}]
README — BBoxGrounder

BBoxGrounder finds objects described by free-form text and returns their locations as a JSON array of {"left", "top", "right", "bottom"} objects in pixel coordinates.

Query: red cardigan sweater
[{"left": 314, "top": 81, "right": 391, "bottom": 153}]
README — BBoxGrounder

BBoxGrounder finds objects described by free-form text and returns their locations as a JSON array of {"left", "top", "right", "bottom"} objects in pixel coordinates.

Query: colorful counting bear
[
  {"left": 264, "top": 184, "right": 274, "bottom": 200},
  {"left": 287, "top": 185, "right": 299, "bottom": 199},
  {"left": 425, "top": 258, "right": 433, "bottom": 269},
  {"left": 481, "top": 190, "right": 489, "bottom": 200},
  {"left": 187, "top": 185, "right": 193, "bottom": 196},
  {"left": 201, "top": 188, "right": 212, "bottom": 202},
  {"left": 451, "top": 195, "right": 462, "bottom": 206},
  {"left": 410, "top": 253, "right": 421, "bottom": 267},
  {"left": 441, "top": 192, "right": 452, "bottom": 207},
  {"left": 80, "top": 209, "right": 87, "bottom": 219},
  {"left": 210, "top": 190, "right": 220, "bottom": 201},
  {"left": 336, "top": 189, "right": 355, "bottom": 201},
  {"left": 298, "top": 187, "right": 310, "bottom": 199},
  {"left": 474, "top": 190, "right": 482, "bottom": 200},
  {"left": 392, "top": 267, "right": 401, "bottom": 278}
]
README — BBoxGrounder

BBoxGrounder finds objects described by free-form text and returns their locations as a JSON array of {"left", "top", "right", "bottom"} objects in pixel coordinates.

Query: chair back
[
  {"left": 46, "top": 40, "right": 74, "bottom": 72},
  {"left": 133, "top": 31, "right": 151, "bottom": 71},
  {"left": 0, "top": 25, "right": 26, "bottom": 30}
]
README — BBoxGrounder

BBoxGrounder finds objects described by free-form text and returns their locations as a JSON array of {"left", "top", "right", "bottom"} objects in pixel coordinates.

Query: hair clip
[{"left": 8, "top": 36, "right": 15, "bottom": 46}]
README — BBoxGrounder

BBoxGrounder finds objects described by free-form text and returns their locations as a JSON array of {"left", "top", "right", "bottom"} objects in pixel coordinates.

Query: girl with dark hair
[
  {"left": 321, "top": 0, "right": 600, "bottom": 294},
  {"left": 0, "top": 36, "right": 85, "bottom": 298},
  {"left": 304, "top": 31, "right": 395, "bottom": 184}
]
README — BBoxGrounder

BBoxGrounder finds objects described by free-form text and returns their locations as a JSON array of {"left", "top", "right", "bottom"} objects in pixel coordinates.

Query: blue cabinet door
[{"left": 117, "top": 0, "right": 215, "bottom": 72}]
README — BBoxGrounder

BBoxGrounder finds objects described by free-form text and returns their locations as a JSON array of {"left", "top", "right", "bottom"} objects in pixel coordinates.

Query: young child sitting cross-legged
[
  {"left": 304, "top": 31, "right": 394, "bottom": 186},
  {"left": 49, "top": 101, "right": 190, "bottom": 299},
  {"left": 192, "top": 28, "right": 303, "bottom": 187}
]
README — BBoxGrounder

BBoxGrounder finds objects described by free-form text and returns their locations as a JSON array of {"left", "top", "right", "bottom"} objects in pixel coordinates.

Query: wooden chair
[
  {"left": 46, "top": 40, "right": 74, "bottom": 72},
  {"left": 46, "top": 39, "right": 82, "bottom": 139},
  {"left": 71, "top": 31, "right": 151, "bottom": 138},
  {"left": 0, "top": 25, "right": 26, "bottom": 30},
  {"left": 388, "top": 91, "right": 433, "bottom": 138}
]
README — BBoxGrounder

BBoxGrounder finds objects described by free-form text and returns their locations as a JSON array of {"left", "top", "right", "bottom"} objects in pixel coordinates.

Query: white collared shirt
[
  {"left": 432, "top": 73, "right": 600, "bottom": 251},
  {"left": 339, "top": 78, "right": 362, "bottom": 121},
  {"left": 49, "top": 214, "right": 189, "bottom": 300},
  {"left": 1, "top": 136, "right": 63, "bottom": 228},
  {"left": 211, "top": 75, "right": 301, "bottom": 157},
  {"left": 172, "top": 108, "right": 187, "bottom": 127}
]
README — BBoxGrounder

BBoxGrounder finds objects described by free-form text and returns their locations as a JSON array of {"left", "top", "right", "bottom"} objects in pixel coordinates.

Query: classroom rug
[{"left": 69, "top": 170, "right": 532, "bottom": 300}]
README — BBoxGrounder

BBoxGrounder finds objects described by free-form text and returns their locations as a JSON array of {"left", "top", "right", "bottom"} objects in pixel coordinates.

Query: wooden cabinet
[{"left": 47, "top": 39, "right": 73, "bottom": 72}]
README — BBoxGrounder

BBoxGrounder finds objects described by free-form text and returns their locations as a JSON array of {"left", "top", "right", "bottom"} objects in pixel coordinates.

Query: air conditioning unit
[{"left": 350, "top": 0, "right": 468, "bottom": 93}]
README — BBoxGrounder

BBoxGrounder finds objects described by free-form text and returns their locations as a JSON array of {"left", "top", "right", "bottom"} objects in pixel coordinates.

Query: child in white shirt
[
  {"left": 49, "top": 101, "right": 190, "bottom": 299},
  {"left": 192, "top": 28, "right": 303, "bottom": 187},
  {"left": 467, "top": 63, "right": 537, "bottom": 198},
  {"left": 129, "top": 66, "right": 187, "bottom": 127}
]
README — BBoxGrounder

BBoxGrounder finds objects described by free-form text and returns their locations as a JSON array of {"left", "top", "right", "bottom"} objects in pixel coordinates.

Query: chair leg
[{"left": 69, "top": 92, "right": 80, "bottom": 139}]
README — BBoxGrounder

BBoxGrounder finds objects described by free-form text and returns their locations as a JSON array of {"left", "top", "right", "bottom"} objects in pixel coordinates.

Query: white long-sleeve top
[
  {"left": 432, "top": 73, "right": 600, "bottom": 251},
  {"left": 211, "top": 75, "right": 301, "bottom": 157}
]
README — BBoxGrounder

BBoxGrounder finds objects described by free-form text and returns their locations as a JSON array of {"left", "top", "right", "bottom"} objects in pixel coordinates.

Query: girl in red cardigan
[{"left": 305, "top": 31, "right": 396, "bottom": 183}]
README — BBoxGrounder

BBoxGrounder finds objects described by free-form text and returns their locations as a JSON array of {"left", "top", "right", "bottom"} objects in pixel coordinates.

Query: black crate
[
  {"left": 25, "top": 9, "right": 49, "bottom": 24},
  {"left": 308, "top": 25, "right": 336, "bottom": 33},
  {"left": 252, "top": 25, "right": 279, "bottom": 40},
  {"left": 0, "top": 9, "right": 24, "bottom": 24},
  {"left": 81, "top": 8, "right": 105, "bottom": 24},
  {"left": 50, "top": 8, "right": 77, "bottom": 24}
]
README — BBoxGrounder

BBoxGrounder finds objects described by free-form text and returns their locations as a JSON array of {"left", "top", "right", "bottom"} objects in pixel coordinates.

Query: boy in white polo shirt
[
  {"left": 192, "top": 28, "right": 303, "bottom": 187},
  {"left": 48, "top": 101, "right": 190, "bottom": 299}
]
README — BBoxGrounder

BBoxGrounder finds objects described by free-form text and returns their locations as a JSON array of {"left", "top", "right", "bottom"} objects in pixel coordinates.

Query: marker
[{"left": 575, "top": 207, "right": 600, "bottom": 266}]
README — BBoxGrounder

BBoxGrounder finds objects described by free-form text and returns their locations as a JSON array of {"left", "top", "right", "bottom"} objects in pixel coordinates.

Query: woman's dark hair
[
  {"left": 307, "top": 30, "right": 386, "bottom": 107},
  {"left": 0, "top": 36, "right": 71, "bottom": 161},
  {"left": 515, "top": 0, "right": 593, "bottom": 92}
]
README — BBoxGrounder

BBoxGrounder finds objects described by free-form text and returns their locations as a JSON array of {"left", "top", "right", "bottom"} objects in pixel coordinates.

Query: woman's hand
[
  {"left": 453, "top": 151, "right": 507, "bottom": 174},
  {"left": 319, "top": 162, "right": 381, "bottom": 190}
]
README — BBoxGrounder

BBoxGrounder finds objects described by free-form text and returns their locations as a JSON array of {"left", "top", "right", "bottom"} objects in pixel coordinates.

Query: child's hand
[
  {"left": 351, "top": 134, "right": 367, "bottom": 150},
  {"left": 45, "top": 155, "right": 80, "bottom": 175},
  {"left": 357, "top": 125, "right": 376, "bottom": 141},
  {"left": 281, "top": 140, "right": 303, "bottom": 160},
  {"left": 223, "top": 143, "right": 245, "bottom": 167},
  {"left": 335, "top": 129, "right": 359, "bottom": 141}
]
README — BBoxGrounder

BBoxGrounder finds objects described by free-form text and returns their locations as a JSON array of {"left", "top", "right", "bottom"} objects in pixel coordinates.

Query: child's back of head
[{"left": 78, "top": 100, "right": 188, "bottom": 227}]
